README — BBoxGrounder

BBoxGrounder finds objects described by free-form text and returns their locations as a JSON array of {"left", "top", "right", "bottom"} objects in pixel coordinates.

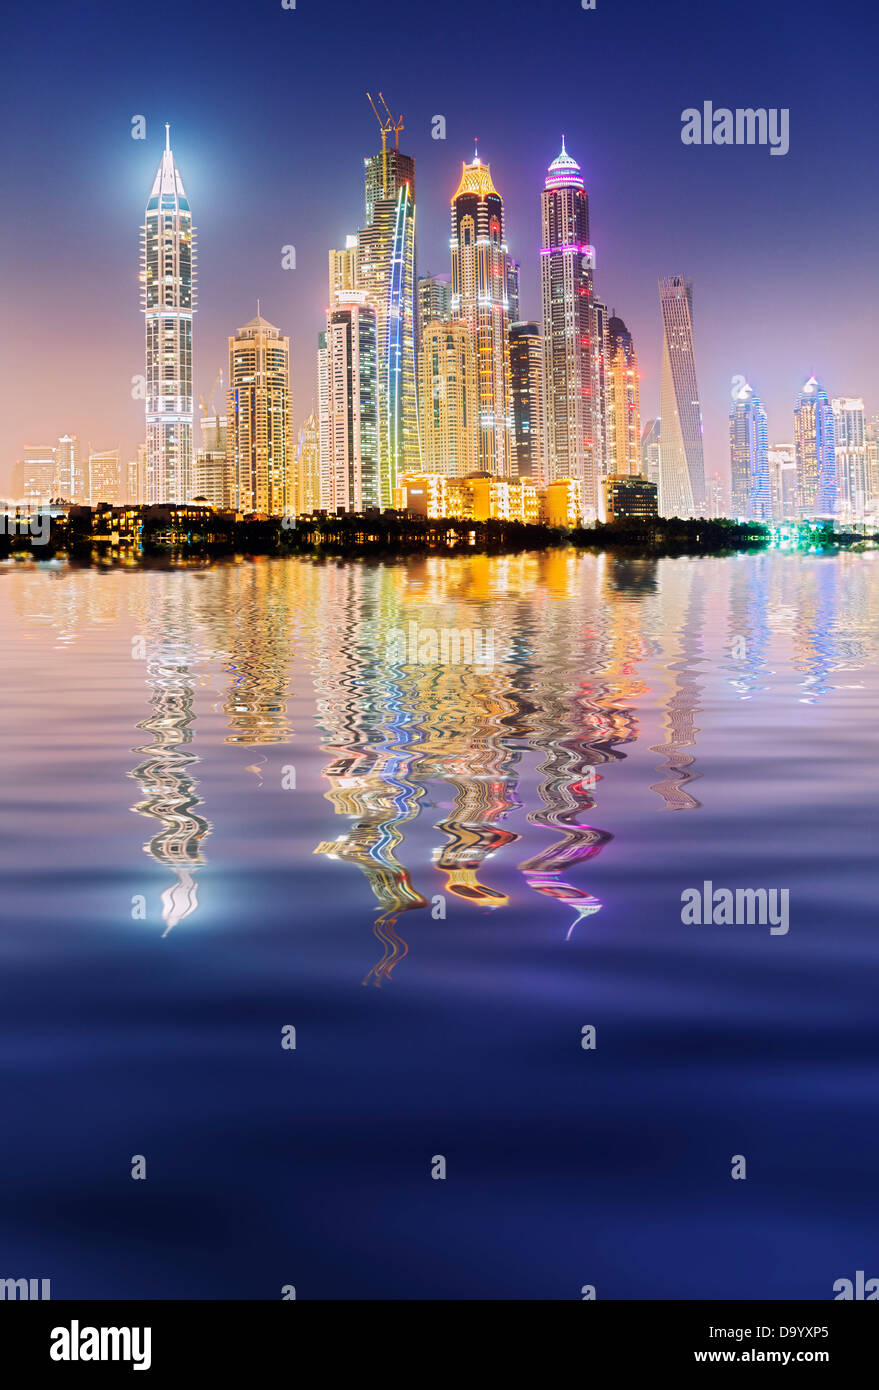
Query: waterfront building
[
  {"left": 226, "top": 311, "right": 292, "bottom": 515},
  {"left": 658, "top": 275, "right": 706, "bottom": 517},
  {"left": 419, "top": 319, "right": 478, "bottom": 478},
  {"left": 451, "top": 150, "right": 513, "bottom": 476},
  {"left": 604, "top": 473, "right": 658, "bottom": 522},
  {"left": 509, "top": 322, "right": 545, "bottom": 480},
  {"left": 793, "top": 377, "right": 836, "bottom": 516},
  {"left": 729, "top": 382, "right": 770, "bottom": 519},
  {"left": 541, "top": 138, "right": 596, "bottom": 514},
  {"left": 142, "top": 126, "right": 195, "bottom": 504},
  {"left": 605, "top": 315, "right": 641, "bottom": 477}
]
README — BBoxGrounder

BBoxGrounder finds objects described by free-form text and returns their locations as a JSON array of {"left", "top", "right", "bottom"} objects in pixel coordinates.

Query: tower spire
[{"left": 165, "top": 122, "right": 170, "bottom": 152}]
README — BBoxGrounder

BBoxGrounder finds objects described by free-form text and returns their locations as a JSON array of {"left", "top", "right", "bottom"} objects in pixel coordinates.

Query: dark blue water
[{"left": 1, "top": 551, "right": 877, "bottom": 1298}]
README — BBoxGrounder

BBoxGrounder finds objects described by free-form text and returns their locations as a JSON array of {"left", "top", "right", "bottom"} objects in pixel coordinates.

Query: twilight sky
[{"left": 3, "top": 0, "right": 877, "bottom": 489}]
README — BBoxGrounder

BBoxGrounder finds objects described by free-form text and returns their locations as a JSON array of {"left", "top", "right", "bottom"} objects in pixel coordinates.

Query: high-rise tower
[
  {"left": 729, "top": 383, "right": 770, "bottom": 519},
  {"left": 831, "top": 397, "right": 867, "bottom": 520},
  {"left": 794, "top": 377, "right": 836, "bottom": 517},
  {"left": 357, "top": 97, "right": 418, "bottom": 507},
  {"left": 509, "top": 322, "right": 545, "bottom": 480},
  {"left": 142, "top": 126, "right": 195, "bottom": 504},
  {"left": 658, "top": 275, "right": 706, "bottom": 517},
  {"left": 605, "top": 315, "right": 641, "bottom": 477},
  {"left": 451, "top": 149, "right": 513, "bottom": 476},
  {"left": 326, "top": 292, "right": 381, "bottom": 511},
  {"left": 541, "top": 138, "right": 596, "bottom": 514},
  {"left": 226, "top": 311, "right": 292, "bottom": 515},
  {"left": 419, "top": 319, "right": 478, "bottom": 478}
]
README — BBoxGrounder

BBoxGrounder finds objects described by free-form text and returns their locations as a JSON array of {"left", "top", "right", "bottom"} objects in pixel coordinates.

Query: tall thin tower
[
  {"left": 451, "top": 147, "right": 513, "bottom": 477},
  {"left": 141, "top": 125, "right": 195, "bottom": 503},
  {"left": 541, "top": 138, "right": 595, "bottom": 514},
  {"left": 658, "top": 275, "right": 705, "bottom": 517},
  {"left": 357, "top": 94, "right": 419, "bottom": 507}
]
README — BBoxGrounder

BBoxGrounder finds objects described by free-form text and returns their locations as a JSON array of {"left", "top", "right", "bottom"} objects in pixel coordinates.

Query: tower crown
[
  {"left": 545, "top": 136, "right": 584, "bottom": 190},
  {"left": 452, "top": 156, "right": 500, "bottom": 202},
  {"left": 147, "top": 125, "right": 188, "bottom": 208}
]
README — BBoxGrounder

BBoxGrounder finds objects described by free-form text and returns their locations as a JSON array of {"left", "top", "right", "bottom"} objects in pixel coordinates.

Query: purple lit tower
[{"left": 540, "top": 137, "right": 596, "bottom": 517}]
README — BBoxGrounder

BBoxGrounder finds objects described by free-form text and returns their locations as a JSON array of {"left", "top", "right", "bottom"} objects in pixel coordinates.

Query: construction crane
[
  {"left": 367, "top": 92, "right": 404, "bottom": 197},
  {"left": 200, "top": 368, "right": 222, "bottom": 419}
]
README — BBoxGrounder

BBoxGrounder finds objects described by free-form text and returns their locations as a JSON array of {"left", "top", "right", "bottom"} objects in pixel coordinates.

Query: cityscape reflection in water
[{"left": 2, "top": 551, "right": 879, "bottom": 1299}]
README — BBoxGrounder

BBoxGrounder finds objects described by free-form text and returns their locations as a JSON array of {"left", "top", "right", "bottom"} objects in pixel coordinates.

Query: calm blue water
[{"left": 1, "top": 551, "right": 877, "bottom": 1299}]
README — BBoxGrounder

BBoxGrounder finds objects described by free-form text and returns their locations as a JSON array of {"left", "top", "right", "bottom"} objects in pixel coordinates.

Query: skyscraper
[
  {"left": 768, "top": 443, "right": 797, "bottom": 520},
  {"left": 21, "top": 446, "right": 55, "bottom": 502},
  {"left": 317, "top": 330, "right": 330, "bottom": 508},
  {"left": 507, "top": 258, "right": 521, "bottom": 325},
  {"left": 541, "top": 138, "right": 595, "bottom": 514},
  {"left": 658, "top": 275, "right": 706, "bottom": 517},
  {"left": 142, "top": 126, "right": 195, "bottom": 504},
  {"left": 357, "top": 111, "right": 418, "bottom": 506},
  {"left": 592, "top": 297, "right": 609, "bottom": 488},
  {"left": 88, "top": 449, "right": 122, "bottom": 506},
  {"left": 417, "top": 273, "right": 452, "bottom": 343},
  {"left": 605, "top": 315, "right": 641, "bottom": 476},
  {"left": 509, "top": 322, "right": 545, "bottom": 480},
  {"left": 641, "top": 418, "right": 661, "bottom": 486},
  {"left": 295, "top": 413, "right": 321, "bottom": 516},
  {"left": 194, "top": 409, "right": 228, "bottom": 508},
  {"left": 451, "top": 150, "right": 513, "bottom": 477},
  {"left": 793, "top": 377, "right": 836, "bottom": 517},
  {"left": 325, "top": 292, "right": 380, "bottom": 511},
  {"left": 831, "top": 397, "right": 868, "bottom": 520},
  {"left": 56, "top": 435, "right": 84, "bottom": 501},
  {"left": 419, "top": 319, "right": 478, "bottom": 478},
  {"left": 226, "top": 311, "right": 292, "bottom": 515},
  {"left": 729, "top": 382, "right": 770, "bottom": 519}
]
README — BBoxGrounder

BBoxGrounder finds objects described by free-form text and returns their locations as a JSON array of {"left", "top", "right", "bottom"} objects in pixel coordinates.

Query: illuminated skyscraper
[
  {"left": 419, "top": 319, "right": 478, "bottom": 477},
  {"left": 317, "top": 330, "right": 330, "bottom": 508},
  {"left": 793, "top": 377, "right": 836, "bottom": 516},
  {"left": 142, "top": 126, "right": 195, "bottom": 504},
  {"left": 658, "top": 275, "right": 705, "bottom": 517},
  {"left": 592, "top": 297, "right": 609, "bottom": 486},
  {"left": 451, "top": 150, "right": 513, "bottom": 476},
  {"left": 226, "top": 311, "right": 292, "bottom": 515},
  {"left": 507, "top": 258, "right": 520, "bottom": 324},
  {"left": 729, "top": 382, "right": 770, "bottom": 519},
  {"left": 605, "top": 315, "right": 641, "bottom": 476},
  {"left": 768, "top": 442, "right": 797, "bottom": 520},
  {"left": 325, "top": 292, "right": 380, "bottom": 511},
  {"left": 329, "top": 237, "right": 359, "bottom": 300},
  {"left": 541, "top": 138, "right": 595, "bottom": 513},
  {"left": 295, "top": 413, "right": 321, "bottom": 515},
  {"left": 56, "top": 435, "right": 84, "bottom": 501},
  {"left": 509, "top": 322, "right": 545, "bottom": 480},
  {"left": 88, "top": 449, "right": 122, "bottom": 505},
  {"left": 831, "top": 397, "right": 868, "bottom": 520},
  {"left": 194, "top": 415, "right": 227, "bottom": 508},
  {"left": 641, "top": 418, "right": 661, "bottom": 486},
  {"left": 126, "top": 453, "right": 144, "bottom": 506},
  {"left": 357, "top": 114, "right": 418, "bottom": 506},
  {"left": 417, "top": 272, "right": 452, "bottom": 343},
  {"left": 21, "top": 446, "right": 55, "bottom": 502}
]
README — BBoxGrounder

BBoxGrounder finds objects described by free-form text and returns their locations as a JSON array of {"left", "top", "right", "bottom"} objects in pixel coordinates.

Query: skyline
[{"left": 4, "top": 0, "right": 878, "bottom": 490}]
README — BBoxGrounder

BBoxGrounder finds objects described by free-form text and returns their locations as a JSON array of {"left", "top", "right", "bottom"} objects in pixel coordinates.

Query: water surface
[{"left": 1, "top": 551, "right": 876, "bottom": 1298}]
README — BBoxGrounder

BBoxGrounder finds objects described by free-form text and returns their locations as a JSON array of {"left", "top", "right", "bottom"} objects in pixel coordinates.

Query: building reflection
[
  {"left": 129, "top": 579, "right": 210, "bottom": 934},
  {"left": 649, "top": 560, "right": 705, "bottom": 810}
]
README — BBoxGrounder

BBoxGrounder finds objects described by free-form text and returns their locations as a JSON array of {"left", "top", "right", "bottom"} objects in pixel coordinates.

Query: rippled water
[{"left": 1, "top": 551, "right": 877, "bottom": 1298}]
